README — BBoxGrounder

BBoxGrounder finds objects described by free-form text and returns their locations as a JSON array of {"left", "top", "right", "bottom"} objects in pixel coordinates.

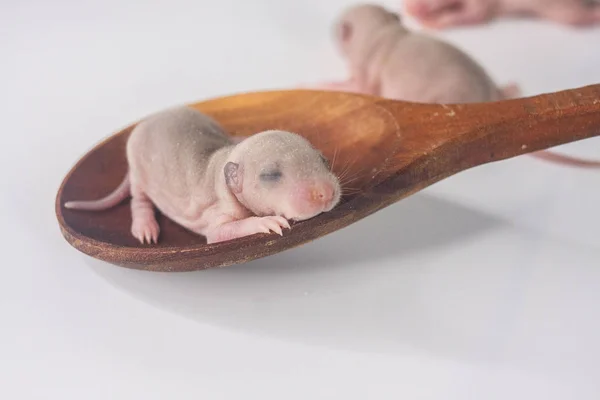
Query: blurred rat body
[
  {"left": 64, "top": 107, "right": 341, "bottom": 244},
  {"left": 403, "top": 0, "right": 600, "bottom": 29},
  {"left": 314, "top": 3, "right": 519, "bottom": 103},
  {"left": 307, "top": 3, "right": 600, "bottom": 168}
]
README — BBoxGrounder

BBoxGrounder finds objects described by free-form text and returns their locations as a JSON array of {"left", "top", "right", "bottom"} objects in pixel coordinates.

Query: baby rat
[
  {"left": 403, "top": 0, "right": 600, "bottom": 28},
  {"left": 315, "top": 3, "right": 519, "bottom": 103},
  {"left": 308, "top": 3, "right": 599, "bottom": 168},
  {"left": 64, "top": 107, "right": 341, "bottom": 244}
]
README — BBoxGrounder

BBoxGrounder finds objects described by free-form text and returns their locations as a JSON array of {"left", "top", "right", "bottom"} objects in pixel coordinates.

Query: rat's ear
[
  {"left": 340, "top": 21, "right": 352, "bottom": 42},
  {"left": 224, "top": 162, "right": 243, "bottom": 193}
]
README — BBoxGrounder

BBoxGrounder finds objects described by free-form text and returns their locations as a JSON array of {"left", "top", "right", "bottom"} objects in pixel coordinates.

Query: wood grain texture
[{"left": 56, "top": 86, "right": 600, "bottom": 271}]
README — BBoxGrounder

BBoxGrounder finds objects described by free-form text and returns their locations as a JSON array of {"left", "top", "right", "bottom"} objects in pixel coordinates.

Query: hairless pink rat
[
  {"left": 306, "top": 3, "right": 600, "bottom": 168},
  {"left": 403, "top": 0, "right": 600, "bottom": 28},
  {"left": 312, "top": 3, "right": 519, "bottom": 103},
  {"left": 64, "top": 107, "right": 341, "bottom": 244}
]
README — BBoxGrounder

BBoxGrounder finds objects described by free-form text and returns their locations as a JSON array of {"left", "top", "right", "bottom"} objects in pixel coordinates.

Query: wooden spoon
[{"left": 56, "top": 85, "right": 600, "bottom": 271}]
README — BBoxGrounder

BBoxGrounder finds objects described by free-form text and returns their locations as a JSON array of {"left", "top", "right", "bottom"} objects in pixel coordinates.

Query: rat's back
[
  {"left": 380, "top": 31, "right": 501, "bottom": 103},
  {"left": 126, "top": 106, "right": 232, "bottom": 204}
]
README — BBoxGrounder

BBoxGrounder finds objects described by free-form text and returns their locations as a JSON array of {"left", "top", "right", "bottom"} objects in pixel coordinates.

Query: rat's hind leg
[
  {"left": 404, "top": 0, "right": 493, "bottom": 28},
  {"left": 542, "top": 3, "right": 600, "bottom": 25},
  {"left": 130, "top": 184, "right": 160, "bottom": 244},
  {"left": 429, "top": 7, "right": 493, "bottom": 27},
  {"left": 404, "top": 0, "right": 463, "bottom": 20}
]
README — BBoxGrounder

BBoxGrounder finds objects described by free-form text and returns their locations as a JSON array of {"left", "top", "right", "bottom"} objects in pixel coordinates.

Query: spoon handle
[{"left": 379, "top": 84, "right": 600, "bottom": 187}]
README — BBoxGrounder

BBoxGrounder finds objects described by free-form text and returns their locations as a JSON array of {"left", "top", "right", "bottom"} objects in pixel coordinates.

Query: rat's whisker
[
  {"left": 341, "top": 189, "right": 362, "bottom": 198},
  {"left": 341, "top": 186, "right": 361, "bottom": 194},
  {"left": 337, "top": 162, "right": 363, "bottom": 185},
  {"left": 340, "top": 175, "right": 362, "bottom": 187},
  {"left": 330, "top": 147, "right": 339, "bottom": 172},
  {"left": 337, "top": 154, "right": 360, "bottom": 179},
  {"left": 337, "top": 160, "right": 354, "bottom": 181}
]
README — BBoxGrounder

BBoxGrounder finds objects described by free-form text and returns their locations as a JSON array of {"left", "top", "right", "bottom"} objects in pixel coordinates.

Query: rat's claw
[
  {"left": 147, "top": 230, "right": 158, "bottom": 244},
  {"left": 269, "top": 221, "right": 284, "bottom": 236},
  {"left": 260, "top": 218, "right": 282, "bottom": 236},
  {"left": 135, "top": 234, "right": 146, "bottom": 245},
  {"left": 131, "top": 216, "right": 160, "bottom": 245},
  {"left": 257, "top": 216, "right": 291, "bottom": 236},
  {"left": 274, "top": 216, "right": 291, "bottom": 229},
  {"left": 150, "top": 227, "right": 159, "bottom": 244},
  {"left": 132, "top": 229, "right": 145, "bottom": 244}
]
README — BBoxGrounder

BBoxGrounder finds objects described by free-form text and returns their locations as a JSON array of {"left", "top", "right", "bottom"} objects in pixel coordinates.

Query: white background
[{"left": 2, "top": 0, "right": 600, "bottom": 398}]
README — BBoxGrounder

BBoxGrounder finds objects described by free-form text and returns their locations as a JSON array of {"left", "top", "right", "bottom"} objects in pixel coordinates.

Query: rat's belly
[
  {"left": 127, "top": 141, "right": 217, "bottom": 235},
  {"left": 144, "top": 183, "right": 214, "bottom": 234}
]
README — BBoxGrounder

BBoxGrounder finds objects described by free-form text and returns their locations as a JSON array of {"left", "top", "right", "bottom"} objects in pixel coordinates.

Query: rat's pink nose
[{"left": 307, "top": 181, "right": 335, "bottom": 206}]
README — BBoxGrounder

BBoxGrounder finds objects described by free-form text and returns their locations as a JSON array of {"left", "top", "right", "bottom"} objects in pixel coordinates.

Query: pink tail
[
  {"left": 530, "top": 151, "right": 600, "bottom": 169},
  {"left": 496, "top": 84, "right": 600, "bottom": 169},
  {"left": 64, "top": 173, "right": 131, "bottom": 211}
]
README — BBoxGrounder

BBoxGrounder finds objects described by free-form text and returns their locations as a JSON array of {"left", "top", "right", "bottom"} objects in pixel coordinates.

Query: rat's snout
[
  {"left": 285, "top": 178, "right": 341, "bottom": 221},
  {"left": 306, "top": 181, "right": 335, "bottom": 206}
]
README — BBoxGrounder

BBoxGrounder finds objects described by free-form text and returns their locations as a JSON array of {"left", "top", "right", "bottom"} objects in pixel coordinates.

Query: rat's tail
[
  {"left": 496, "top": 84, "right": 600, "bottom": 169},
  {"left": 64, "top": 173, "right": 131, "bottom": 211},
  {"left": 529, "top": 151, "right": 600, "bottom": 169}
]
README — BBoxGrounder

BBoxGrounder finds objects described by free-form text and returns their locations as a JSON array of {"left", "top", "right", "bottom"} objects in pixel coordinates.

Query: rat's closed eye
[
  {"left": 259, "top": 170, "right": 283, "bottom": 182},
  {"left": 319, "top": 154, "right": 331, "bottom": 169}
]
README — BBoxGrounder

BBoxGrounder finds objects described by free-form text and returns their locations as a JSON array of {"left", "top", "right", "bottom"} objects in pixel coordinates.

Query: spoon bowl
[{"left": 56, "top": 86, "right": 600, "bottom": 271}]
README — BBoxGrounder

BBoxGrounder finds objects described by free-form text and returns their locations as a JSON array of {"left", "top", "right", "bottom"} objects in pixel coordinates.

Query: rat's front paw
[
  {"left": 251, "top": 216, "right": 291, "bottom": 236},
  {"left": 206, "top": 216, "right": 291, "bottom": 244},
  {"left": 131, "top": 216, "right": 160, "bottom": 244}
]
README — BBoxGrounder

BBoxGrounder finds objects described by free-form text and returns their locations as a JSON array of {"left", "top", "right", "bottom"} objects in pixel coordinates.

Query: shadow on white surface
[{"left": 89, "top": 192, "right": 513, "bottom": 361}]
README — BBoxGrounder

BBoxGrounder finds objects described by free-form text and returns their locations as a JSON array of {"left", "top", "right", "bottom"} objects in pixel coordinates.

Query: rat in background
[
  {"left": 304, "top": 3, "right": 600, "bottom": 168},
  {"left": 402, "top": 0, "right": 600, "bottom": 29},
  {"left": 308, "top": 3, "right": 519, "bottom": 103},
  {"left": 64, "top": 107, "right": 341, "bottom": 244}
]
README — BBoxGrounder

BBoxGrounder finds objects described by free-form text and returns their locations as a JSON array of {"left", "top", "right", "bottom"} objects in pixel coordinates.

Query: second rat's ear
[
  {"left": 224, "top": 162, "right": 243, "bottom": 193},
  {"left": 340, "top": 21, "right": 352, "bottom": 42}
]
